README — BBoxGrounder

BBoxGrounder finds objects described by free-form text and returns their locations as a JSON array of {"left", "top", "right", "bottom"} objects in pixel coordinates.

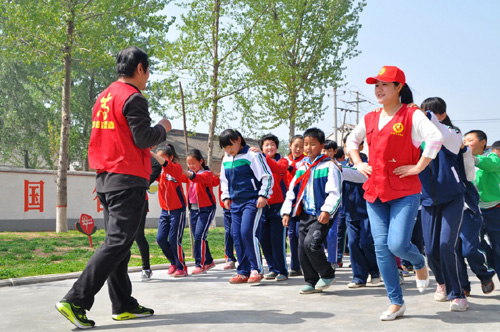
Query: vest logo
[
  {"left": 391, "top": 123, "right": 404, "bottom": 136},
  {"left": 93, "top": 92, "right": 115, "bottom": 130}
]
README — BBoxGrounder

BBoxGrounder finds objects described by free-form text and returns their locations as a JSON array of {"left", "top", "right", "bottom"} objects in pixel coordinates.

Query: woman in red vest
[{"left": 346, "top": 66, "right": 444, "bottom": 321}]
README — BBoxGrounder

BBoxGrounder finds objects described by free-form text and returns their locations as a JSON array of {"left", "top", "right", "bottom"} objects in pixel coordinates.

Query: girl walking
[
  {"left": 219, "top": 129, "right": 273, "bottom": 284},
  {"left": 186, "top": 149, "right": 219, "bottom": 274},
  {"left": 286, "top": 135, "right": 305, "bottom": 276},
  {"left": 153, "top": 145, "right": 189, "bottom": 278}
]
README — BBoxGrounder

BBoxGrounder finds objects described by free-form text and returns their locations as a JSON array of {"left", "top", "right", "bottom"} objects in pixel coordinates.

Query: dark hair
[
  {"left": 303, "top": 127, "right": 325, "bottom": 144},
  {"left": 324, "top": 139, "right": 338, "bottom": 150},
  {"left": 116, "top": 46, "right": 149, "bottom": 78},
  {"left": 157, "top": 143, "right": 179, "bottom": 163},
  {"left": 187, "top": 148, "right": 208, "bottom": 170},
  {"left": 394, "top": 82, "right": 413, "bottom": 104},
  {"left": 219, "top": 129, "right": 246, "bottom": 149},
  {"left": 334, "top": 147, "right": 345, "bottom": 159},
  {"left": 421, "top": 97, "right": 460, "bottom": 131},
  {"left": 465, "top": 130, "right": 487, "bottom": 146},
  {"left": 492, "top": 141, "right": 500, "bottom": 150},
  {"left": 289, "top": 134, "right": 304, "bottom": 144},
  {"left": 259, "top": 133, "right": 279, "bottom": 150}
]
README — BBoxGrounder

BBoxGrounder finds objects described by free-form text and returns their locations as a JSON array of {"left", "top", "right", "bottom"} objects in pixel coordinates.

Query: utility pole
[
  {"left": 333, "top": 87, "right": 337, "bottom": 142},
  {"left": 347, "top": 92, "right": 368, "bottom": 125}
]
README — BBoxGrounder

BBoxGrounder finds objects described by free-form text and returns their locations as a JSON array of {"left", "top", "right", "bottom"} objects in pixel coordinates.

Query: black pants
[
  {"left": 64, "top": 187, "right": 146, "bottom": 314},
  {"left": 135, "top": 201, "right": 150, "bottom": 270},
  {"left": 298, "top": 212, "right": 336, "bottom": 286}
]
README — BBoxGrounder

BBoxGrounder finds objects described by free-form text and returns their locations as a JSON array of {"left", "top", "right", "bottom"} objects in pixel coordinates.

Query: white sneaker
[
  {"left": 348, "top": 281, "right": 366, "bottom": 288},
  {"left": 449, "top": 298, "right": 468, "bottom": 312},
  {"left": 434, "top": 284, "right": 447, "bottom": 302},
  {"left": 141, "top": 269, "right": 152, "bottom": 282}
]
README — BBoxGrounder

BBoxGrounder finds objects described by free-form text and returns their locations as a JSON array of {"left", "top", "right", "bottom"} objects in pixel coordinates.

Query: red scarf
[{"left": 293, "top": 154, "right": 330, "bottom": 214}]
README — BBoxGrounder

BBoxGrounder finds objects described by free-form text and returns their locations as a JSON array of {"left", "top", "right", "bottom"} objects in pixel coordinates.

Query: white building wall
[{"left": 0, "top": 167, "right": 223, "bottom": 232}]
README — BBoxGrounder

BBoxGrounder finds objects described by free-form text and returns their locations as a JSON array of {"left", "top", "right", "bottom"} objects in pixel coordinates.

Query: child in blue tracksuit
[
  {"left": 219, "top": 129, "right": 273, "bottom": 284},
  {"left": 341, "top": 156, "right": 380, "bottom": 288},
  {"left": 282, "top": 128, "right": 343, "bottom": 294},
  {"left": 456, "top": 144, "right": 496, "bottom": 296},
  {"left": 418, "top": 97, "right": 468, "bottom": 311}
]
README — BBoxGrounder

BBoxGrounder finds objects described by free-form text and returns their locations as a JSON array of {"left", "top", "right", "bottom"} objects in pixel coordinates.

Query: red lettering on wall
[{"left": 24, "top": 180, "right": 44, "bottom": 212}]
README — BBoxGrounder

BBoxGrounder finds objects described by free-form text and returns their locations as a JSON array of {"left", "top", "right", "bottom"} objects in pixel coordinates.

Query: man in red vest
[{"left": 56, "top": 46, "right": 171, "bottom": 329}]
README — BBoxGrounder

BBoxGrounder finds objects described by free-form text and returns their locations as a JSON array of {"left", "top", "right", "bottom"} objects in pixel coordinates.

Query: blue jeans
[{"left": 367, "top": 194, "right": 425, "bottom": 306}]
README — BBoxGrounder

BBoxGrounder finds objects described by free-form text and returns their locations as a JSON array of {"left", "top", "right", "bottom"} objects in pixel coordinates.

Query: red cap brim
[{"left": 366, "top": 76, "right": 392, "bottom": 84}]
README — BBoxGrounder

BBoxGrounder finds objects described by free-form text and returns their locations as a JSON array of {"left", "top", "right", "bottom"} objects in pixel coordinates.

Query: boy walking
[{"left": 282, "top": 128, "right": 343, "bottom": 294}]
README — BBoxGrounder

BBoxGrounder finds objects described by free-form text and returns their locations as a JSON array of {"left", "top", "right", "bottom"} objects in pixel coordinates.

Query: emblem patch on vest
[{"left": 391, "top": 123, "right": 404, "bottom": 136}]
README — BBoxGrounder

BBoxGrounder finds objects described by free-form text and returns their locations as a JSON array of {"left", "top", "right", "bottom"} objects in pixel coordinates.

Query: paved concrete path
[{"left": 1, "top": 259, "right": 500, "bottom": 332}]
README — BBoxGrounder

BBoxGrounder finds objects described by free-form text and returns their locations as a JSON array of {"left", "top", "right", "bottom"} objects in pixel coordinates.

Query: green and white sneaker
[
  {"left": 56, "top": 299, "right": 95, "bottom": 329},
  {"left": 112, "top": 304, "right": 154, "bottom": 321}
]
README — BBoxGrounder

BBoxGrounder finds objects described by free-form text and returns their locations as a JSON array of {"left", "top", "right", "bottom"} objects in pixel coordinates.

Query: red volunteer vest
[
  {"left": 363, "top": 105, "right": 421, "bottom": 203},
  {"left": 88, "top": 81, "right": 151, "bottom": 180}
]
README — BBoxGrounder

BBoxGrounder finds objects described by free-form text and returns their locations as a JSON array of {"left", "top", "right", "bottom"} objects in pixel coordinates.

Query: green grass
[{"left": 0, "top": 227, "right": 226, "bottom": 280}]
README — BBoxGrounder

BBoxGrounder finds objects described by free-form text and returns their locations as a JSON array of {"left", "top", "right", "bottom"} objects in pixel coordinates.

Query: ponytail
[
  {"left": 398, "top": 83, "right": 413, "bottom": 104},
  {"left": 165, "top": 144, "right": 179, "bottom": 163}
]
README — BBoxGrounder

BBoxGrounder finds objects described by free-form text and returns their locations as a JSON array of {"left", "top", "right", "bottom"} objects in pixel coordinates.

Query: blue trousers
[
  {"left": 457, "top": 208, "right": 495, "bottom": 292},
  {"left": 259, "top": 203, "right": 288, "bottom": 275},
  {"left": 367, "top": 194, "right": 425, "bottom": 306},
  {"left": 336, "top": 214, "right": 347, "bottom": 264},
  {"left": 421, "top": 196, "right": 465, "bottom": 300},
  {"left": 326, "top": 214, "right": 339, "bottom": 264},
  {"left": 347, "top": 217, "right": 379, "bottom": 283},
  {"left": 157, "top": 208, "right": 187, "bottom": 271},
  {"left": 231, "top": 199, "right": 263, "bottom": 276},
  {"left": 482, "top": 205, "right": 500, "bottom": 279},
  {"left": 190, "top": 207, "right": 215, "bottom": 268},
  {"left": 223, "top": 208, "right": 237, "bottom": 262},
  {"left": 288, "top": 216, "right": 301, "bottom": 271}
]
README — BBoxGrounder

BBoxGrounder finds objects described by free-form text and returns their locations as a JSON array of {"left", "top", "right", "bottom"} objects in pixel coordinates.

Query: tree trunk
[
  {"left": 206, "top": 0, "right": 220, "bottom": 168},
  {"left": 56, "top": 10, "right": 74, "bottom": 233},
  {"left": 288, "top": 90, "right": 297, "bottom": 142}
]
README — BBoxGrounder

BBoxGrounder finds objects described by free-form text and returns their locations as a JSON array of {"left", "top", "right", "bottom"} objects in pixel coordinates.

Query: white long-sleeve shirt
[{"left": 346, "top": 108, "right": 444, "bottom": 160}]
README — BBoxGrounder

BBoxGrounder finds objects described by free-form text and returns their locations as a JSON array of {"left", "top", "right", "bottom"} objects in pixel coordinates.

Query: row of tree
[{"left": 0, "top": 0, "right": 365, "bottom": 231}]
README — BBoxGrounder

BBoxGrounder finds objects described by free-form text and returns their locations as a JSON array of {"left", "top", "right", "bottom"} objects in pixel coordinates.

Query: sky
[{"left": 157, "top": 0, "right": 500, "bottom": 144}]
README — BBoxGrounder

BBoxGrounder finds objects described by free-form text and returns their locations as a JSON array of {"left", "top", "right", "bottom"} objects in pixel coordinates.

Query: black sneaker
[
  {"left": 481, "top": 278, "right": 495, "bottom": 294},
  {"left": 112, "top": 304, "right": 154, "bottom": 321},
  {"left": 290, "top": 269, "right": 303, "bottom": 277},
  {"left": 56, "top": 299, "right": 95, "bottom": 329}
]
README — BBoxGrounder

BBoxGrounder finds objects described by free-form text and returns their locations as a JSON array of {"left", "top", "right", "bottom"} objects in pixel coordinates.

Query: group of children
[{"left": 142, "top": 65, "right": 500, "bottom": 323}]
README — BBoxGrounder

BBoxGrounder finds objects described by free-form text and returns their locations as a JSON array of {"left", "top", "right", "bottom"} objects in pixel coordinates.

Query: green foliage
[
  {"left": 236, "top": 0, "right": 366, "bottom": 140},
  {"left": 0, "top": 228, "right": 227, "bottom": 279},
  {"left": 0, "top": 0, "right": 175, "bottom": 169}
]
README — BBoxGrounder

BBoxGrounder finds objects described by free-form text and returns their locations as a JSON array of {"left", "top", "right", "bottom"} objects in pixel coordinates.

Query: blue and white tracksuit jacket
[{"left": 220, "top": 145, "right": 273, "bottom": 275}]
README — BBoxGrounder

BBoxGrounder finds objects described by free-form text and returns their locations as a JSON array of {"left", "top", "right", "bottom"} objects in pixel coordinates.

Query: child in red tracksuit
[
  {"left": 152, "top": 145, "right": 189, "bottom": 278},
  {"left": 255, "top": 134, "right": 290, "bottom": 281},
  {"left": 186, "top": 149, "right": 220, "bottom": 275},
  {"left": 286, "top": 135, "right": 305, "bottom": 276}
]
